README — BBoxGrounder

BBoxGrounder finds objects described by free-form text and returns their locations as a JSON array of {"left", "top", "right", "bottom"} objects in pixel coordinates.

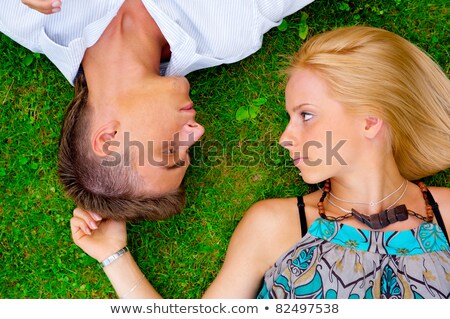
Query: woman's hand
[
  {"left": 70, "top": 208, "right": 127, "bottom": 263},
  {"left": 21, "top": 0, "right": 62, "bottom": 15}
]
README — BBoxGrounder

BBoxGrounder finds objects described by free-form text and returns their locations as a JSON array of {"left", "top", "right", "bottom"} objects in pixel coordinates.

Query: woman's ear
[
  {"left": 91, "top": 121, "right": 120, "bottom": 156},
  {"left": 364, "top": 116, "right": 384, "bottom": 139}
]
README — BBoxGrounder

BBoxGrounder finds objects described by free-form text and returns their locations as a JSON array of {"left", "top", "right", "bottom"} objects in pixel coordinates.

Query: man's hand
[
  {"left": 21, "top": 0, "right": 62, "bottom": 15},
  {"left": 70, "top": 208, "right": 127, "bottom": 263}
]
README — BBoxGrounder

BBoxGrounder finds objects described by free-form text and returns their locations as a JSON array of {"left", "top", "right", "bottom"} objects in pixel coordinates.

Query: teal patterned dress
[{"left": 257, "top": 218, "right": 450, "bottom": 299}]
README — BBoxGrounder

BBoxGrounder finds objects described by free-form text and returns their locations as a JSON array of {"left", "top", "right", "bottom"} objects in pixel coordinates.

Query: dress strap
[
  {"left": 297, "top": 196, "right": 308, "bottom": 237},
  {"left": 426, "top": 189, "right": 449, "bottom": 245}
]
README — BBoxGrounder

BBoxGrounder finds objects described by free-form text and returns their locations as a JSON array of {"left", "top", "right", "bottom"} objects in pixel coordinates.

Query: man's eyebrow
[
  {"left": 153, "top": 157, "right": 186, "bottom": 170},
  {"left": 164, "top": 159, "right": 186, "bottom": 170}
]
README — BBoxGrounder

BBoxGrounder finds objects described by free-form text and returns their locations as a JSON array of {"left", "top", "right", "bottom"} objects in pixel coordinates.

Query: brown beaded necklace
[{"left": 317, "top": 179, "right": 434, "bottom": 229}]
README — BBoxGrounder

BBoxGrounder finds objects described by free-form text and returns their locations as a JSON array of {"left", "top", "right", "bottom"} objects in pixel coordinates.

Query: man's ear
[
  {"left": 91, "top": 121, "right": 120, "bottom": 156},
  {"left": 364, "top": 116, "right": 384, "bottom": 139}
]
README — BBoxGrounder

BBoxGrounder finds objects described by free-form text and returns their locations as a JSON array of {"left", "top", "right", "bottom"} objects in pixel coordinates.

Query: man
[{"left": 1, "top": 0, "right": 314, "bottom": 221}]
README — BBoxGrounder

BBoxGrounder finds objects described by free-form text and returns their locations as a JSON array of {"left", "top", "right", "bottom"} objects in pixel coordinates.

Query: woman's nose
[{"left": 279, "top": 125, "right": 295, "bottom": 150}]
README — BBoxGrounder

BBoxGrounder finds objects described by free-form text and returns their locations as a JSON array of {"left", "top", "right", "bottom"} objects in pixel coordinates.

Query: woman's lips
[{"left": 293, "top": 157, "right": 308, "bottom": 166}]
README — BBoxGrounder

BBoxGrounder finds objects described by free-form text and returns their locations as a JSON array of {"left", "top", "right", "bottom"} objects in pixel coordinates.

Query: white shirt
[{"left": 0, "top": 0, "right": 314, "bottom": 84}]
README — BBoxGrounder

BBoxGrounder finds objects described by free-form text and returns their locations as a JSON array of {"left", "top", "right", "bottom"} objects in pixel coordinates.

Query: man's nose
[{"left": 177, "top": 121, "right": 205, "bottom": 150}]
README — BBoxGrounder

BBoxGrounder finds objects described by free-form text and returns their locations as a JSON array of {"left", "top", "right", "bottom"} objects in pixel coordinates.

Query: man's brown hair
[{"left": 58, "top": 71, "right": 185, "bottom": 221}]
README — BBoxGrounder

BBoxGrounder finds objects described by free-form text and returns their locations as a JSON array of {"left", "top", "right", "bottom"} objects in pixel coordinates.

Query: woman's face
[{"left": 279, "top": 69, "right": 366, "bottom": 184}]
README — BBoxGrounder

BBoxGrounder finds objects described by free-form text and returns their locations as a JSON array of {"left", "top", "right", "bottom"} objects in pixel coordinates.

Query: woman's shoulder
[
  {"left": 427, "top": 186, "right": 450, "bottom": 237},
  {"left": 428, "top": 186, "right": 450, "bottom": 203},
  {"left": 237, "top": 197, "right": 303, "bottom": 262},
  {"left": 242, "top": 197, "right": 298, "bottom": 227},
  {"left": 246, "top": 191, "right": 322, "bottom": 216},
  {"left": 240, "top": 191, "right": 326, "bottom": 241},
  {"left": 428, "top": 186, "right": 450, "bottom": 213},
  {"left": 247, "top": 197, "right": 297, "bottom": 211}
]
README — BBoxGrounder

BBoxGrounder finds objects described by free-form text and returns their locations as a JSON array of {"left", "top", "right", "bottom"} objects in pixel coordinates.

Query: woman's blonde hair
[{"left": 288, "top": 26, "right": 450, "bottom": 180}]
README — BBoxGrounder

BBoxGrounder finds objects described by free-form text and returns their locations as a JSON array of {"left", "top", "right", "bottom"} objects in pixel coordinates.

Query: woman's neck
[{"left": 327, "top": 158, "right": 408, "bottom": 214}]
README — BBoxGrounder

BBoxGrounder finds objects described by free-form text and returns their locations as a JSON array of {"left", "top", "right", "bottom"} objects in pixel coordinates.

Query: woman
[{"left": 71, "top": 26, "right": 450, "bottom": 299}]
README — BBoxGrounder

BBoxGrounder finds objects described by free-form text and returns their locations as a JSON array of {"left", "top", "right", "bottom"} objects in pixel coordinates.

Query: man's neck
[{"left": 81, "top": 0, "right": 169, "bottom": 106}]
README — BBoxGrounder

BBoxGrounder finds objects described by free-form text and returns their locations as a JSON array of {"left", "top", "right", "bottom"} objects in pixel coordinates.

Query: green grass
[{"left": 0, "top": 0, "right": 449, "bottom": 298}]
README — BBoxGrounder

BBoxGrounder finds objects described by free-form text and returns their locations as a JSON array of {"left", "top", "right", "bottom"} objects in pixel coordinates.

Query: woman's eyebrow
[
  {"left": 293, "top": 103, "right": 315, "bottom": 112},
  {"left": 286, "top": 103, "right": 315, "bottom": 114}
]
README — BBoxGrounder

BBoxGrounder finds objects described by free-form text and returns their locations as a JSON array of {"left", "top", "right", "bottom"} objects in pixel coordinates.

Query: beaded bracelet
[{"left": 99, "top": 246, "right": 129, "bottom": 268}]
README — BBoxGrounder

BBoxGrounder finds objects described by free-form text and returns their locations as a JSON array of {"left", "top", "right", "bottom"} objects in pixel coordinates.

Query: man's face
[{"left": 114, "top": 76, "right": 205, "bottom": 195}]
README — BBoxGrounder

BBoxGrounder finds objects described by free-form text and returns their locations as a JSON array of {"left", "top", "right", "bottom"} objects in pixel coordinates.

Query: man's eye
[{"left": 164, "top": 148, "right": 175, "bottom": 155}]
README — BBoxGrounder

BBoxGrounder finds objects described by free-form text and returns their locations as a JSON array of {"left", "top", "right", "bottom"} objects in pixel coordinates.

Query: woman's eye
[{"left": 301, "top": 112, "right": 313, "bottom": 121}]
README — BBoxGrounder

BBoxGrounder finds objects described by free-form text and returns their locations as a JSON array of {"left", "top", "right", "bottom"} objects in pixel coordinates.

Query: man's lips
[{"left": 180, "top": 102, "right": 194, "bottom": 112}]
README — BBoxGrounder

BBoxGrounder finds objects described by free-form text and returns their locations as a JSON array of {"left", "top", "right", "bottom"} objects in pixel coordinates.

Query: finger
[
  {"left": 73, "top": 207, "right": 99, "bottom": 230},
  {"left": 51, "top": 1, "right": 62, "bottom": 12},
  {"left": 21, "top": 0, "right": 50, "bottom": 10},
  {"left": 87, "top": 210, "right": 103, "bottom": 222},
  {"left": 71, "top": 208, "right": 101, "bottom": 237},
  {"left": 70, "top": 216, "right": 92, "bottom": 243},
  {"left": 21, "top": 0, "right": 62, "bottom": 14}
]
